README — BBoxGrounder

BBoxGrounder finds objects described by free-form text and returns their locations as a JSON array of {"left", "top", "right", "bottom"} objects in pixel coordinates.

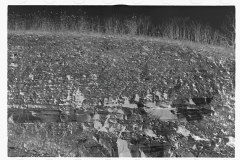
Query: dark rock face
[
  {"left": 179, "top": 108, "right": 203, "bottom": 121},
  {"left": 191, "top": 98, "right": 213, "bottom": 105}
]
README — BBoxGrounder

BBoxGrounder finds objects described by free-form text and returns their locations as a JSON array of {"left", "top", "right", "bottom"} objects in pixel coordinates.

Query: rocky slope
[{"left": 8, "top": 31, "right": 235, "bottom": 157}]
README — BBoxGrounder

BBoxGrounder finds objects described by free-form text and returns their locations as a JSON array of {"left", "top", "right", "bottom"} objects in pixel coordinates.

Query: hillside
[{"left": 8, "top": 31, "right": 235, "bottom": 157}]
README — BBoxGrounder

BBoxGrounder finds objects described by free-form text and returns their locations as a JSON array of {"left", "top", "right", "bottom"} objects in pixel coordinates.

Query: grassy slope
[{"left": 8, "top": 31, "right": 235, "bottom": 157}]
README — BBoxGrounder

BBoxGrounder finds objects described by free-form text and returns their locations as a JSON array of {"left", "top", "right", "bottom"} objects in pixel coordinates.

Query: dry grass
[{"left": 8, "top": 13, "right": 235, "bottom": 48}]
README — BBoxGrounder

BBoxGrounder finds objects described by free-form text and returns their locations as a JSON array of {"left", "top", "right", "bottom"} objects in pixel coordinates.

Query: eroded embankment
[{"left": 8, "top": 32, "right": 235, "bottom": 157}]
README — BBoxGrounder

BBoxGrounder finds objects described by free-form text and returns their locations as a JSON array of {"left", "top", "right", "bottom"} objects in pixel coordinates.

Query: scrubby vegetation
[{"left": 8, "top": 11, "right": 235, "bottom": 48}]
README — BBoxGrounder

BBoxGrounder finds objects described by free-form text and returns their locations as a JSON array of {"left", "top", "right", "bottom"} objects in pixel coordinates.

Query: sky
[{"left": 8, "top": 5, "right": 235, "bottom": 30}]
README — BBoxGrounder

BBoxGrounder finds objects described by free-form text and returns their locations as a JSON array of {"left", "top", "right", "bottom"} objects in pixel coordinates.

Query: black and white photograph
[{"left": 7, "top": 4, "right": 235, "bottom": 157}]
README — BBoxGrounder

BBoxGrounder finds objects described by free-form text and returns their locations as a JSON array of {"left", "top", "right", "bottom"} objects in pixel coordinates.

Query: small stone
[
  {"left": 141, "top": 52, "right": 148, "bottom": 56},
  {"left": 143, "top": 45, "right": 150, "bottom": 51}
]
